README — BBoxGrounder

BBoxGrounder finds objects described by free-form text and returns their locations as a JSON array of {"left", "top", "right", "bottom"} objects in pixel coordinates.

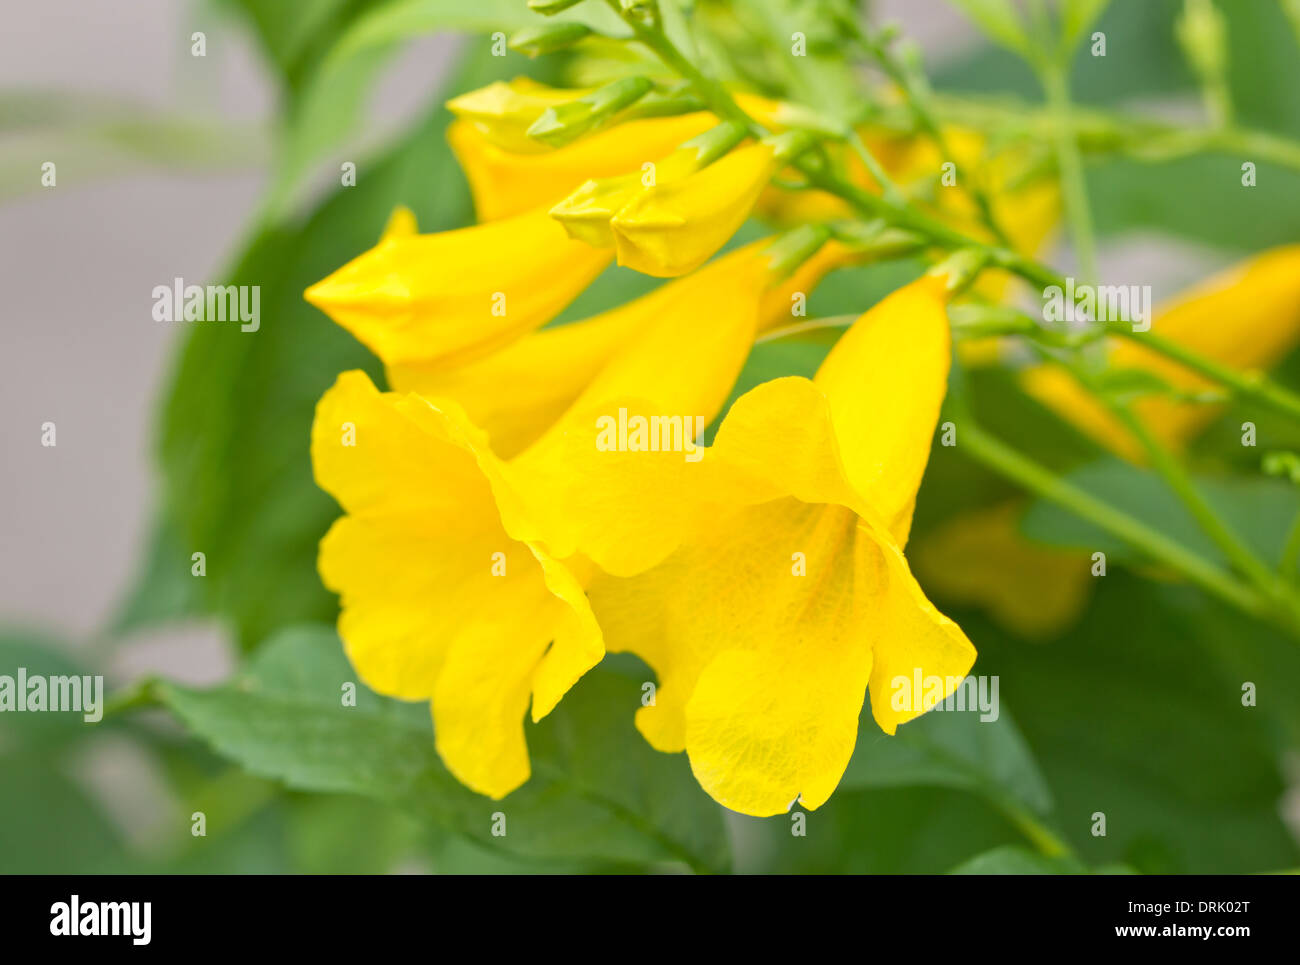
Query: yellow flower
[
  {"left": 388, "top": 237, "right": 853, "bottom": 458},
  {"left": 608, "top": 137, "right": 801, "bottom": 277},
  {"left": 310, "top": 241, "right": 830, "bottom": 798},
  {"left": 445, "top": 77, "right": 594, "bottom": 154},
  {"left": 448, "top": 113, "right": 720, "bottom": 221},
  {"left": 444, "top": 80, "right": 788, "bottom": 224},
  {"left": 910, "top": 501, "right": 1094, "bottom": 639},
  {"left": 549, "top": 135, "right": 800, "bottom": 278},
  {"left": 303, "top": 203, "right": 611, "bottom": 368},
  {"left": 1022, "top": 245, "right": 1300, "bottom": 461},
  {"left": 523, "top": 274, "right": 975, "bottom": 815},
  {"left": 311, "top": 371, "right": 603, "bottom": 798}
]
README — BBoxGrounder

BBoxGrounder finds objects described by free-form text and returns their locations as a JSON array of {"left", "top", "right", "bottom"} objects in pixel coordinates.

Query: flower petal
[
  {"left": 387, "top": 305, "right": 641, "bottom": 458},
  {"left": 305, "top": 207, "right": 611, "bottom": 367},
  {"left": 610, "top": 140, "right": 780, "bottom": 277},
  {"left": 811, "top": 274, "right": 952, "bottom": 544},
  {"left": 311, "top": 371, "right": 602, "bottom": 799}
]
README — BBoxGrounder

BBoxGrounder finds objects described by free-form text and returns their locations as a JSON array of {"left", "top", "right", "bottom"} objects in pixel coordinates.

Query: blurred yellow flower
[
  {"left": 1022, "top": 245, "right": 1300, "bottom": 461},
  {"left": 910, "top": 501, "right": 1094, "bottom": 639}
]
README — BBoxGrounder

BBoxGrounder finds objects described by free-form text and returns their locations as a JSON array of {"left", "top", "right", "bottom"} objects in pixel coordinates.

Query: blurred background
[{"left": 3, "top": 0, "right": 1300, "bottom": 873}]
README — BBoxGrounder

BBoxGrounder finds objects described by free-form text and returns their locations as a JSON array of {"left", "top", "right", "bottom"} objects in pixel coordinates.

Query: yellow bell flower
[
  {"left": 520, "top": 274, "right": 975, "bottom": 815},
  {"left": 310, "top": 241, "right": 831, "bottom": 799},
  {"left": 303, "top": 204, "right": 611, "bottom": 368},
  {"left": 311, "top": 371, "right": 603, "bottom": 799},
  {"left": 447, "top": 113, "right": 720, "bottom": 221},
  {"left": 1021, "top": 245, "right": 1300, "bottom": 461}
]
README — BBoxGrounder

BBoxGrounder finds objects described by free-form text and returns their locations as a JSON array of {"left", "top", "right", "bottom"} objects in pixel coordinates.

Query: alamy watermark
[
  {"left": 890, "top": 670, "right": 1000, "bottom": 722},
  {"left": 1043, "top": 277, "right": 1152, "bottom": 332},
  {"left": 50, "top": 896, "right": 150, "bottom": 945},
  {"left": 0, "top": 669, "right": 103, "bottom": 722},
  {"left": 595, "top": 407, "right": 706, "bottom": 462},
  {"left": 152, "top": 277, "right": 260, "bottom": 332}
]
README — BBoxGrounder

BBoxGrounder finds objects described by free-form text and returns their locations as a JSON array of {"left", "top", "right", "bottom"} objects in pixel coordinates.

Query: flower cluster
[{"left": 301, "top": 71, "right": 1300, "bottom": 817}]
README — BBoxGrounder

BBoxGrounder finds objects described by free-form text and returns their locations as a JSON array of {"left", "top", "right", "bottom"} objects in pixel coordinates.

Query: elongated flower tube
[
  {"left": 1021, "top": 245, "right": 1300, "bottom": 461},
  {"left": 304, "top": 204, "right": 611, "bottom": 369},
  {"left": 387, "top": 235, "right": 852, "bottom": 459},
  {"left": 517, "top": 274, "right": 975, "bottom": 815},
  {"left": 310, "top": 241, "right": 827, "bottom": 799}
]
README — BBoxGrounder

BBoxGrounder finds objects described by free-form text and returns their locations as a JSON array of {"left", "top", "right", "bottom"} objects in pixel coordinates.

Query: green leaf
[
  {"left": 950, "top": 844, "right": 1081, "bottom": 873},
  {"left": 946, "top": 0, "right": 1032, "bottom": 58},
  {"left": 842, "top": 703, "right": 1055, "bottom": 817},
  {"left": 960, "top": 574, "right": 1300, "bottom": 872},
  {"left": 1020, "top": 457, "right": 1300, "bottom": 568},
  {"left": 730, "top": 785, "right": 1025, "bottom": 873},
  {"left": 1060, "top": 0, "right": 1112, "bottom": 54},
  {"left": 156, "top": 626, "right": 729, "bottom": 871}
]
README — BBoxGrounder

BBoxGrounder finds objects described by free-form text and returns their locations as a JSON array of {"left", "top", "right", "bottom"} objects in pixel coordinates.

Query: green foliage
[
  {"left": 843, "top": 706, "right": 1054, "bottom": 817},
  {"left": 963, "top": 574, "right": 1300, "bottom": 873},
  {"left": 155, "top": 626, "right": 730, "bottom": 871},
  {"left": 1021, "top": 457, "right": 1300, "bottom": 568}
]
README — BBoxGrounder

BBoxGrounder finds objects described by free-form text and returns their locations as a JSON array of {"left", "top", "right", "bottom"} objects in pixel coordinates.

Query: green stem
[
  {"left": 993, "top": 793, "right": 1075, "bottom": 859},
  {"left": 1107, "top": 403, "right": 1297, "bottom": 626},
  {"left": 846, "top": 129, "right": 906, "bottom": 206},
  {"left": 1100, "top": 400, "right": 1300, "bottom": 632},
  {"left": 837, "top": 15, "right": 1014, "bottom": 246},
  {"left": 956, "top": 304, "right": 1300, "bottom": 429},
  {"left": 1041, "top": 64, "right": 1097, "bottom": 286},
  {"left": 960, "top": 422, "right": 1274, "bottom": 622},
  {"left": 1108, "top": 325, "right": 1300, "bottom": 425}
]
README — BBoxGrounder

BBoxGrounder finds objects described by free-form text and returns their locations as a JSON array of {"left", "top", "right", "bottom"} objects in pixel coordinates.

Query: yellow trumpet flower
[
  {"left": 304, "top": 204, "right": 611, "bottom": 368},
  {"left": 519, "top": 274, "right": 975, "bottom": 815},
  {"left": 1022, "top": 245, "right": 1300, "bottom": 461},
  {"left": 310, "top": 241, "right": 832, "bottom": 798}
]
